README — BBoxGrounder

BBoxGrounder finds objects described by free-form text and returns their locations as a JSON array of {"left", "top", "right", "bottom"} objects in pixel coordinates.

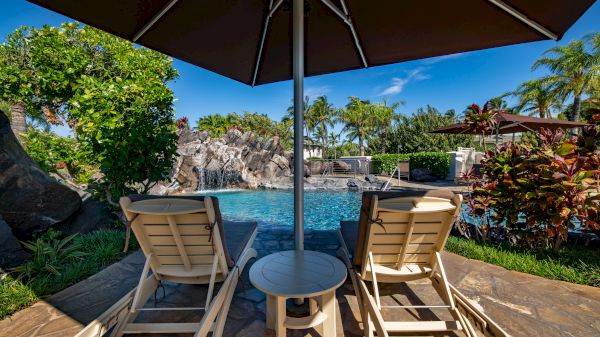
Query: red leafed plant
[
  {"left": 176, "top": 116, "right": 189, "bottom": 130},
  {"left": 463, "top": 102, "right": 502, "bottom": 149},
  {"left": 468, "top": 127, "right": 600, "bottom": 250}
]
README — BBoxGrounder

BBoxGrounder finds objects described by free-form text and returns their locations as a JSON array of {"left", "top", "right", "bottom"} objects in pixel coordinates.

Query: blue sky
[{"left": 2, "top": 0, "right": 600, "bottom": 135}]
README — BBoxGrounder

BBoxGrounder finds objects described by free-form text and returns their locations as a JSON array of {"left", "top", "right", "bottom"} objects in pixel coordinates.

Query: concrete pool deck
[{"left": 1, "top": 229, "right": 599, "bottom": 337}]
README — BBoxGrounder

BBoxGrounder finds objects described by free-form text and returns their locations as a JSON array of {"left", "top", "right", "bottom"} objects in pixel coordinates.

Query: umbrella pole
[{"left": 293, "top": 0, "right": 305, "bottom": 252}]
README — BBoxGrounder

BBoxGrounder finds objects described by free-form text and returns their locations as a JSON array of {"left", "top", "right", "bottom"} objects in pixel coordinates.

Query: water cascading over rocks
[{"left": 155, "top": 129, "right": 293, "bottom": 194}]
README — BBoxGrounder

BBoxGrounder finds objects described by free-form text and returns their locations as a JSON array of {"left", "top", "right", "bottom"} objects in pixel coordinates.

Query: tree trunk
[
  {"left": 9, "top": 102, "right": 27, "bottom": 142},
  {"left": 359, "top": 134, "right": 365, "bottom": 156},
  {"left": 571, "top": 95, "right": 581, "bottom": 122}
]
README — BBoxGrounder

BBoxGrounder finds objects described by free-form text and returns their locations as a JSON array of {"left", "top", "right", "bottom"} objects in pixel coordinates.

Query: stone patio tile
[{"left": 2, "top": 230, "right": 600, "bottom": 337}]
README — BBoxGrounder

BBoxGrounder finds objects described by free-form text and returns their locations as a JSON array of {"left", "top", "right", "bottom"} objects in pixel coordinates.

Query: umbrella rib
[
  {"left": 132, "top": 0, "right": 179, "bottom": 42},
  {"left": 321, "top": 0, "right": 368, "bottom": 68},
  {"left": 487, "top": 0, "right": 558, "bottom": 40},
  {"left": 252, "top": 0, "right": 284, "bottom": 86}
]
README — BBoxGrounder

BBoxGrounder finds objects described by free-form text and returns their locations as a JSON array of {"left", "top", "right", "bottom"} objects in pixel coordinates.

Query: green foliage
[
  {"left": 371, "top": 153, "right": 410, "bottom": 174},
  {"left": 445, "top": 237, "right": 600, "bottom": 287},
  {"left": 469, "top": 128, "right": 600, "bottom": 249},
  {"left": 372, "top": 152, "right": 450, "bottom": 179},
  {"left": 0, "top": 23, "right": 179, "bottom": 196},
  {"left": 15, "top": 231, "right": 87, "bottom": 281},
  {"left": 532, "top": 34, "right": 600, "bottom": 121},
  {"left": 196, "top": 111, "right": 293, "bottom": 150},
  {"left": 21, "top": 128, "right": 97, "bottom": 184},
  {"left": 409, "top": 152, "right": 451, "bottom": 179},
  {"left": 387, "top": 105, "right": 474, "bottom": 153},
  {"left": 0, "top": 274, "right": 37, "bottom": 319},
  {"left": 0, "top": 229, "right": 139, "bottom": 319}
]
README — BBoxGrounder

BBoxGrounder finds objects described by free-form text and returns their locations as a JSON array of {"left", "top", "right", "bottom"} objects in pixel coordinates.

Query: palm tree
[
  {"left": 286, "top": 96, "right": 314, "bottom": 137},
  {"left": 533, "top": 37, "right": 600, "bottom": 121},
  {"left": 196, "top": 114, "right": 229, "bottom": 137},
  {"left": 371, "top": 99, "right": 402, "bottom": 154},
  {"left": 506, "top": 79, "right": 562, "bottom": 119},
  {"left": 309, "top": 96, "right": 336, "bottom": 154},
  {"left": 337, "top": 96, "right": 373, "bottom": 156},
  {"left": 328, "top": 131, "right": 342, "bottom": 159}
]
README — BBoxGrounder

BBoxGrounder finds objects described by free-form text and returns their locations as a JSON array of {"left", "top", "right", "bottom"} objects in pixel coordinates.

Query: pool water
[{"left": 198, "top": 189, "right": 362, "bottom": 230}]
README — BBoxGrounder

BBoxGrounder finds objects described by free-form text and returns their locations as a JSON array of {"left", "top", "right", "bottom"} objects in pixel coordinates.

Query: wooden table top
[
  {"left": 126, "top": 198, "right": 206, "bottom": 215},
  {"left": 249, "top": 250, "right": 347, "bottom": 298}
]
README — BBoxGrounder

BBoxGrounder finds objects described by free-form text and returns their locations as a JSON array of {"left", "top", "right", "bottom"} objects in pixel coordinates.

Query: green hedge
[{"left": 372, "top": 152, "right": 450, "bottom": 179}]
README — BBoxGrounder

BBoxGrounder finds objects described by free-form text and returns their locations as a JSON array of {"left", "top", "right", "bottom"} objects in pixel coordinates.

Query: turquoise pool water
[{"left": 198, "top": 189, "right": 362, "bottom": 230}]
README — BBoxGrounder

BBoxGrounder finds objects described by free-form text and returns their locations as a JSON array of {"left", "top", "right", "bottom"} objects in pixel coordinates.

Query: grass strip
[
  {"left": 0, "top": 229, "right": 137, "bottom": 319},
  {"left": 445, "top": 236, "right": 600, "bottom": 287}
]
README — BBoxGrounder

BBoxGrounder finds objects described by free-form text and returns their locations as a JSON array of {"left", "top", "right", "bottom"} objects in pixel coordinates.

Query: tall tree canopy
[
  {"left": 0, "top": 22, "right": 179, "bottom": 195},
  {"left": 387, "top": 105, "right": 474, "bottom": 153},
  {"left": 506, "top": 79, "right": 562, "bottom": 119},
  {"left": 533, "top": 34, "right": 600, "bottom": 121}
]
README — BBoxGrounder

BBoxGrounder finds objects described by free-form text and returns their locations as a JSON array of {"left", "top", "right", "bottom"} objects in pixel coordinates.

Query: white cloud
[
  {"left": 305, "top": 85, "right": 332, "bottom": 98},
  {"left": 421, "top": 52, "right": 465, "bottom": 65},
  {"left": 378, "top": 67, "right": 430, "bottom": 96}
]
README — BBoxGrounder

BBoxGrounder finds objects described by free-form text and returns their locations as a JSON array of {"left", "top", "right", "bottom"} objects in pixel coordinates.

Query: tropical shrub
[
  {"left": 371, "top": 154, "right": 410, "bottom": 174},
  {"left": 469, "top": 128, "right": 600, "bottom": 250},
  {"left": 409, "top": 152, "right": 451, "bottom": 179},
  {"left": 15, "top": 230, "right": 86, "bottom": 281},
  {"left": 0, "top": 23, "right": 179, "bottom": 197},
  {"left": 21, "top": 128, "right": 97, "bottom": 184},
  {"left": 463, "top": 102, "right": 500, "bottom": 148},
  {"left": 372, "top": 152, "right": 450, "bottom": 179},
  {"left": 386, "top": 105, "right": 474, "bottom": 153}
]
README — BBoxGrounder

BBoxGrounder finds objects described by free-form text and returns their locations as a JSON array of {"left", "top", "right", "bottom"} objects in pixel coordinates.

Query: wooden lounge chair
[
  {"left": 337, "top": 190, "right": 510, "bottom": 337},
  {"left": 75, "top": 195, "right": 257, "bottom": 337}
]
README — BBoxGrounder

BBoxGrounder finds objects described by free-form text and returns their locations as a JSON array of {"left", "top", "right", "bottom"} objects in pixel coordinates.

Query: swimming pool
[{"left": 198, "top": 189, "right": 362, "bottom": 230}]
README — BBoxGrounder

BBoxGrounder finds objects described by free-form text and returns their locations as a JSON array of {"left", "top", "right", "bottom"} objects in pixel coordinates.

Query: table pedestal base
[{"left": 266, "top": 292, "right": 336, "bottom": 337}]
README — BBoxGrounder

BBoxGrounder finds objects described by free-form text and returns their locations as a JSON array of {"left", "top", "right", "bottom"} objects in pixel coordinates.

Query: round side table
[{"left": 249, "top": 250, "right": 347, "bottom": 337}]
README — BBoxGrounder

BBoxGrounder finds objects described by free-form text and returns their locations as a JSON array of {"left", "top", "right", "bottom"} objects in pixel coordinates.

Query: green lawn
[
  {"left": 0, "top": 229, "right": 137, "bottom": 319},
  {"left": 445, "top": 236, "right": 600, "bottom": 287}
]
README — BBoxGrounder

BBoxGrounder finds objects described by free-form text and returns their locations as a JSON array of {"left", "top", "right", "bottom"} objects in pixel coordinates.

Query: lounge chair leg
[
  {"left": 213, "top": 266, "right": 240, "bottom": 337},
  {"left": 206, "top": 254, "right": 219, "bottom": 309}
]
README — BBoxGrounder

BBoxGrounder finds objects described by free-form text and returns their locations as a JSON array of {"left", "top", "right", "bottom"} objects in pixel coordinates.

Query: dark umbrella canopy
[
  {"left": 430, "top": 112, "right": 588, "bottom": 134},
  {"left": 27, "top": 0, "right": 595, "bottom": 86},
  {"left": 26, "top": 0, "right": 595, "bottom": 251}
]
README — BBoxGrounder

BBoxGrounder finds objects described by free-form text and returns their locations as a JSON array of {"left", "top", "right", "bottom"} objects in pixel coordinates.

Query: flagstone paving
[{"left": 1, "top": 229, "right": 599, "bottom": 337}]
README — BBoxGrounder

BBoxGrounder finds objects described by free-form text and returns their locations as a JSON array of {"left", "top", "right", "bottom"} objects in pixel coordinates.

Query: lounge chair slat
[
  {"left": 141, "top": 223, "right": 211, "bottom": 236},
  {"left": 372, "top": 233, "right": 441, "bottom": 244},
  {"left": 153, "top": 245, "right": 214, "bottom": 256},
  {"left": 372, "top": 221, "right": 444, "bottom": 234},
  {"left": 371, "top": 243, "right": 434, "bottom": 254},
  {"left": 147, "top": 235, "right": 212, "bottom": 246},
  {"left": 384, "top": 320, "right": 462, "bottom": 332},
  {"left": 156, "top": 255, "right": 220, "bottom": 265},
  {"left": 137, "top": 213, "right": 210, "bottom": 225},
  {"left": 122, "top": 322, "right": 201, "bottom": 333}
]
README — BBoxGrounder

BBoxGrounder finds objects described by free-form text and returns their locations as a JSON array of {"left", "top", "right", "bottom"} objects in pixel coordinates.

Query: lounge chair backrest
[
  {"left": 360, "top": 193, "right": 462, "bottom": 277},
  {"left": 120, "top": 196, "right": 229, "bottom": 281}
]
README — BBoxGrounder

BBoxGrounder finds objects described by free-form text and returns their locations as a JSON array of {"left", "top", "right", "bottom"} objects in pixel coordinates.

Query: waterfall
[{"left": 196, "top": 166, "right": 240, "bottom": 191}]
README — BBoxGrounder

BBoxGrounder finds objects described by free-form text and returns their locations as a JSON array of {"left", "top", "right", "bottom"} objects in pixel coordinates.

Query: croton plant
[{"left": 466, "top": 127, "right": 600, "bottom": 250}]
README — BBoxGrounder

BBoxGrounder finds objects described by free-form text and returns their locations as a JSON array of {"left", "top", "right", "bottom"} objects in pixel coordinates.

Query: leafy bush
[
  {"left": 468, "top": 128, "right": 600, "bottom": 249},
  {"left": 372, "top": 152, "right": 450, "bottom": 179},
  {"left": 15, "top": 230, "right": 87, "bottom": 281},
  {"left": 409, "top": 152, "right": 451, "bottom": 179},
  {"left": 371, "top": 153, "right": 409, "bottom": 174},
  {"left": 21, "top": 128, "right": 97, "bottom": 184},
  {"left": 0, "top": 229, "right": 139, "bottom": 319}
]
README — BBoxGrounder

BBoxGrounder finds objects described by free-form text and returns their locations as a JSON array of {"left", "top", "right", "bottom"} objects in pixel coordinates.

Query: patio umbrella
[
  {"left": 27, "top": 0, "right": 595, "bottom": 251},
  {"left": 430, "top": 112, "right": 588, "bottom": 143}
]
